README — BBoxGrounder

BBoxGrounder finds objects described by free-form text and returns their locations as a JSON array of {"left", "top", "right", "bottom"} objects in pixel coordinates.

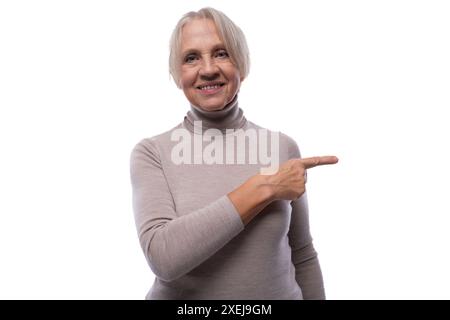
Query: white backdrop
[{"left": 1, "top": 0, "right": 449, "bottom": 299}]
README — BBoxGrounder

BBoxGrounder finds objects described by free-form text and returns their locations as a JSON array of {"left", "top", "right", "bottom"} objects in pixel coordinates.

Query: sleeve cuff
[{"left": 219, "top": 194, "right": 245, "bottom": 232}]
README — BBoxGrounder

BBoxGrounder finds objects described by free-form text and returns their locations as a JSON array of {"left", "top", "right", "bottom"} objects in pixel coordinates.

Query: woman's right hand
[
  {"left": 265, "top": 156, "right": 339, "bottom": 201},
  {"left": 228, "top": 155, "right": 338, "bottom": 225}
]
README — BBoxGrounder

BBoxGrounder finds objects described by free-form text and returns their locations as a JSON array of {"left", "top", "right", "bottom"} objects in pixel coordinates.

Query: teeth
[{"left": 200, "top": 84, "right": 221, "bottom": 90}]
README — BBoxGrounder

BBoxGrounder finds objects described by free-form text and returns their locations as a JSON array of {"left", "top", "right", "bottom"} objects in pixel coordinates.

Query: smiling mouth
[{"left": 196, "top": 83, "right": 225, "bottom": 91}]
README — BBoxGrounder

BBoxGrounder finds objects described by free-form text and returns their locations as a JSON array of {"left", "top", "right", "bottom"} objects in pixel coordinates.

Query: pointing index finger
[{"left": 300, "top": 156, "right": 339, "bottom": 169}]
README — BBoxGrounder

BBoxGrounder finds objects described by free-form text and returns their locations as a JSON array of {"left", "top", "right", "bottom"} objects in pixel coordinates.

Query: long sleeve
[
  {"left": 130, "top": 139, "right": 244, "bottom": 282},
  {"left": 285, "top": 133, "right": 326, "bottom": 299},
  {"left": 288, "top": 194, "right": 326, "bottom": 299}
]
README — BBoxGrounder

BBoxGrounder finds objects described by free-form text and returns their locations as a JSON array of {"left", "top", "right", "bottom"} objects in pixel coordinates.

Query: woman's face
[{"left": 179, "top": 18, "right": 242, "bottom": 111}]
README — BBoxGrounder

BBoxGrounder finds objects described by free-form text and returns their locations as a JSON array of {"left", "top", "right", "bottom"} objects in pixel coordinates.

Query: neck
[{"left": 184, "top": 94, "right": 247, "bottom": 134}]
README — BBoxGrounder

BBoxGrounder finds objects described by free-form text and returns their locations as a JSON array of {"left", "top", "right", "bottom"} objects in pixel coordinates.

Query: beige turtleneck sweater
[{"left": 130, "top": 96, "right": 325, "bottom": 299}]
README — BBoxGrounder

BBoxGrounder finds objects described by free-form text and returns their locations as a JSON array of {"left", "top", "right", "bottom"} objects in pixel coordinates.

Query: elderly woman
[{"left": 130, "top": 7, "right": 338, "bottom": 300}]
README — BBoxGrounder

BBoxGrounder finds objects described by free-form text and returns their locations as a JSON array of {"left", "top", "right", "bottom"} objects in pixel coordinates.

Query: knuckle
[{"left": 298, "top": 167, "right": 305, "bottom": 175}]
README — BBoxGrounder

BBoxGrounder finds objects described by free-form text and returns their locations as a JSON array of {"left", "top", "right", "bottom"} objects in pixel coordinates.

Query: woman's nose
[{"left": 199, "top": 58, "right": 219, "bottom": 77}]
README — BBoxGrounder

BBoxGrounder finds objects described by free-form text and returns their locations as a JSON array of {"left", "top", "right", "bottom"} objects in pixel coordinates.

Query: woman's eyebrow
[{"left": 182, "top": 43, "right": 226, "bottom": 56}]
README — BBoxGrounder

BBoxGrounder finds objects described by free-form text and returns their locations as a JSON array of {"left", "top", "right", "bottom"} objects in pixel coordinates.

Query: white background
[{"left": 1, "top": 0, "right": 449, "bottom": 299}]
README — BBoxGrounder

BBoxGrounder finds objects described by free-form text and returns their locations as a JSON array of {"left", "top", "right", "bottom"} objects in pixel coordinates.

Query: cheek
[
  {"left": 180, "top": 69, "right": 196, "bottom": 88},
  {"left": 224, "top": 66, "right": 241, "bottom": 85},
  {"left": 228, "top": 73, "right": 241, "bottom": 89}
]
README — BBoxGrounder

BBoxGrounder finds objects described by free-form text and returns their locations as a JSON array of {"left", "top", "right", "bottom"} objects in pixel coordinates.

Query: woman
[{"left": 130, "top": 7, "right": 338, "bottom": 300}]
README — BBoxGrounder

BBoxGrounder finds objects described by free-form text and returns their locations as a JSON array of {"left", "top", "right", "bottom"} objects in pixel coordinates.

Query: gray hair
[{"left": 169, "top": 7, "right": 250, "bottom": 88}]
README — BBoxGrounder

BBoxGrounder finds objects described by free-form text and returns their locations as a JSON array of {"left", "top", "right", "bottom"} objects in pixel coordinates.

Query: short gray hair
[{"left": 169, "top": 7, "right": 250, "bottom": 88}]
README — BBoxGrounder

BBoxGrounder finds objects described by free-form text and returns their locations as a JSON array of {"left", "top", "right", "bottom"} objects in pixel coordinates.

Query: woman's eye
[
  {"left": 184, "top": 55, "right": 198, "bottom": 63},
  {"left": 216, "top": 50, "right": 229, "bottom": 58}
]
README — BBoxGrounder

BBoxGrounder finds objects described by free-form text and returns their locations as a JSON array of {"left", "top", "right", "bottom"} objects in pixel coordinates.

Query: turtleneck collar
[{"left": 183, "top": 94, "right": 247, "bottom": 134}]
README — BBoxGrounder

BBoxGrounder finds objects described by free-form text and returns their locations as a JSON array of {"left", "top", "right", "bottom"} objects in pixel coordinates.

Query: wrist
[{"left": 252, "top": 174, "right": 276, "bottom": 202}]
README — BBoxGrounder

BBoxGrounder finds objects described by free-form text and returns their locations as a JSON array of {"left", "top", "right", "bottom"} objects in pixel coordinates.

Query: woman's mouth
[{"left": 196, "top": 83, "right": 225, "bottom": 95}]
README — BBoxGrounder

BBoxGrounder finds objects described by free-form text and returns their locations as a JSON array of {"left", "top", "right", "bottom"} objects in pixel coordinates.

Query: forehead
[{"left": 180, "top": 18, "right": 223, "bottom": 51}]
